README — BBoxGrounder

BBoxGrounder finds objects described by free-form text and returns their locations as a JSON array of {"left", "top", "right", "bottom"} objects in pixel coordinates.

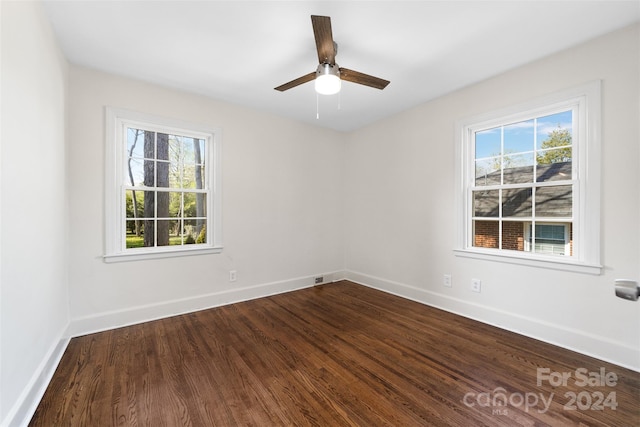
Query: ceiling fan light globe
[
  {"left": 315, "top": 63, "right": 341, "bottom": 95},
  {"left": 315, "top": 74, "right": 341, "bottom": 95}
]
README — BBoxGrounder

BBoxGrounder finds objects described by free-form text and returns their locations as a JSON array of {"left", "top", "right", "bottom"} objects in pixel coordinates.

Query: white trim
[
  {"left": 1, "top": 331, "right": 70, "bottom": 427},
  {"left": 103, "top": 245, "right": 223, "bottom": 263},
  {"left": 104, "top": 107, "right": 222, "bottom": 262},
  {"left": 453, "top": 248, "right": 601, "bottom": 275},
  {"left": 454, "top": 81, "right": 601, "bottom": 274},
  {"left": 66, "top": 270, "right": 346, "bottom": 337},
  {"left": 345, "top": 270, "right": 639, "bottom": 372}
]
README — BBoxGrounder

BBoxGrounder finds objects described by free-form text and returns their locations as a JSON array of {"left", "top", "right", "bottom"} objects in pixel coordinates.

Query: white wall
[
  {"left": 344, "top": 24, "right": 640, "bottom": 370},
  {"left": 0, "top": 2, "right": 70, "bottom": 426},
  {"left": 66, "top": 67, "right": 345, "bottom": 334}
]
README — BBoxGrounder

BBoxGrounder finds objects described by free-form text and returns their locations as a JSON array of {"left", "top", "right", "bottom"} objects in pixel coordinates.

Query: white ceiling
[{"left": 42, "top": 1, "right": 639, "bottom": 132}]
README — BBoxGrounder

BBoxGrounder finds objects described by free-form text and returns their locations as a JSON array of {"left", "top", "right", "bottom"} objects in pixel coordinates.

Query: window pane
[
  {"left": 536, "top": 110, "right": 572, "bottom": 151},
  {"left": 502, "top": 221, "right": 524, "bottom": 252},
  {"left": 168, "top": 219, "right": 181, "bottom": 245},
  {"left": 127, "top": 128, "right": 148, "bottom": 159},
  {"left": 156, "top": 220, "right": 171, "bottom": 246},
  {"left": 169, "top": 135, "right": 182, "bottom": 163},
  {"left": 141, "top": 159, "right": 155, "bottom": 187},
  {"left": 156, "top": 160, "right": 170, "bottom": 188},
  {"left": 196, "top": 165, "right": 205, "bottom": 189},
  {"left": 475, "top": 157, "right": 501, "bottom": 186},
  {"left": 125, "top": 221, "right": 144, "bottom": 248},
  {"left": 156, "top": 133, "right": 169, "bottom": 159},
  {"left": 143, "top": 131, "right": 156, "bottom": 159},
  {"left": 184, "top": 193, "right": 206, "bottom": 218},
  {"left": 475, "top": 128, "right": 501, "bottom": 160},
  {"left": 143, "top": 220, "right": 155, "bottom": 247},
  {"left": 502, "top": 153, "right": 534, "bottom": 184},
  {"left": 536, "top": 185, "right": 572, "bottom": 217},
  {"left": 168, "top": 162, "right": 181, "bottom": 188},
  {"left": 504, "top": 119, "right": 534, "bottom": 154},
  {"left": 125, "top": 157, "right": 145, "bottom": 186},
  {"left": 536, "top": 159, "right": 571, "bottom": 182},
  {"left": 531, "top": 224, "right": 567, "bottom": 256},
  {"left": 197, "top": 194, "right": 206, "bottom": 217},
  {"left": 182, "top": 138, "right": 198, "bottom": 165},
  {"left": 156, "top": 191, "right": 170, "bottom": 218},
  {"left": 125, "top": 190, "right": 145, "bottom": 219},
  {"left": 502, "top": 188, "right": 532, "bottom": 217},
  {"left": 196, "top": 221, "right": 206, "bottom": 244},
  {"left": 196, "top": 139, "right": 205, "bottom": 166},
  {"left": 473, "top": 220, "right": 499, "bottom": 249},
  {"left": 181, "top": 164, "right": 205, "bottom": 189},
  {"left": 142, "top": 190, "right": 155, "bottom": 218},
  {"left": 183, "top": 219, "right": 205, "bottom": 244},
  {"left": 537, "top": 146, "right": 572, "bottom": 165},
  {"left": 167, "top": 137, "right": 181, "bottom": 189},
  {"left": 169, "top": 192, "right": 183, "bottom": 218},
  {"left": 473, "top": 189, "right": 499, "bottom": 217}
]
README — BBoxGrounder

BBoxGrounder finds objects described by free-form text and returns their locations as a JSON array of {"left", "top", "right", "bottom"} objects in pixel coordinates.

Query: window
[
  {"left": 455, "top": 82, "right": 601, "bottom": 274},
  {"left": 105, "top": 108, "right": 222, "bottom": 262}
]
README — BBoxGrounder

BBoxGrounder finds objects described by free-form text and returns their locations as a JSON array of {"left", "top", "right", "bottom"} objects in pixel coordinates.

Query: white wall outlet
[
  {"left": 229, "top": 270, "right": 237, "bottom": 282},
  {"left": 471, "top": 278, "right": 481, "bottom": 293},
  {"left": 443, "top": 274, "right": 452, "bottom": 287}
]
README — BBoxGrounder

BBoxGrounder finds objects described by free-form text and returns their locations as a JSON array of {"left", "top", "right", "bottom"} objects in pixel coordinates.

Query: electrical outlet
[
  {"left": 315, "top": 276, "right": 324, "bottom": 285},
  {"left": 471, "top": 278, "right": 481, "bottom": 293},
  {"left": 443, "top": 274, "right": 452, "bottom": 287},
  {"left": 229, "top": 270, "right": 237, "bottom": 282}
]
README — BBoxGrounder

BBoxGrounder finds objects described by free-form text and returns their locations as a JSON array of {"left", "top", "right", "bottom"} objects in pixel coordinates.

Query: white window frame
[
  {"left": 104, "top": 107, "right": 222, "bottom": 262},
  {"left": 454, "top": 81, "right": 601, "bottom": 274}
]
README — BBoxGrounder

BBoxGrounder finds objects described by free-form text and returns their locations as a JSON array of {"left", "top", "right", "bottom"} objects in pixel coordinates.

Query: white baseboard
[
  {"left": 67, "top": 270, "right": 346, "bottom": 338},
  {"left": 345, "top": 270, "right": 640, "bottom": 372},
  {"left": 1, "top": 332, "right": 70, "bottom": 427}
]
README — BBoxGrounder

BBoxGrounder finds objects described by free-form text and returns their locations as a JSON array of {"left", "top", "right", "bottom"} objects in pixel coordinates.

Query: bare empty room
[{"left": 1, "top": 1, "right": 639, "bottom": 426}]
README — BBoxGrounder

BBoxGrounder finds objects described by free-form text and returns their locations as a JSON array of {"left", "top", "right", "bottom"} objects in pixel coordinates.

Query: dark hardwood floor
[{"left": 31, "top": 281, "right": 639, "bottom": 426}]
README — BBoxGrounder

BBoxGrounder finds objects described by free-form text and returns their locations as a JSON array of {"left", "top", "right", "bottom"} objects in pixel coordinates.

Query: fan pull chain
[
  {"left": 338, "top": 90, "right": 341, "bottom": 110},
  {"left": 316, "top": 92, "right": 320, "bottom": 119}
]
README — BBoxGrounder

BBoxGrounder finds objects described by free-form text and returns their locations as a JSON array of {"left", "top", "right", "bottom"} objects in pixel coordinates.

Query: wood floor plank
[{"left": 30, "top": 281, "right": 639, "bottom": 426}]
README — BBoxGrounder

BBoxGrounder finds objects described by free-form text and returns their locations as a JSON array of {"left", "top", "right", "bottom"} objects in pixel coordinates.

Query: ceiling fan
[{"left": 274, "top": 15, "right": 390, "bottom": 95}]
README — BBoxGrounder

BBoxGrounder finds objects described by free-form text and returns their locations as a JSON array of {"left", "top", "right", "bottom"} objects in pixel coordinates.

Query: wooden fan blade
[
  {"left": 339, "top": 68, "right": 390, "bottom": 90},
  {"left": 311, "top": 15, "right": 335, "bottom": 65},
  {"left": 274, "top": 72, "right": 316, "bottom": 91}
]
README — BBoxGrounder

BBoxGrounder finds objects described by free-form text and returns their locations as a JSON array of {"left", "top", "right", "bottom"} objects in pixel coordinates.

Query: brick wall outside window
[
  {"left": 474, "top": 221, "right": 573, "bottom": 254},
  {"left": 502, "top": 221, "right": 524, "bottom": 251},
  {"left": 474, "top": 221, "right": 498, "bottom": 249}
]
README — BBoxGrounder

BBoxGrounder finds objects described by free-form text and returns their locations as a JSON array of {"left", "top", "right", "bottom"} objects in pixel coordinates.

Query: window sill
[
  {"left": 104, "top": 246, "right": 223, "bottom": 263},
  {"left": 453, "top": 248, "right": 602, "bottom": 275}
]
